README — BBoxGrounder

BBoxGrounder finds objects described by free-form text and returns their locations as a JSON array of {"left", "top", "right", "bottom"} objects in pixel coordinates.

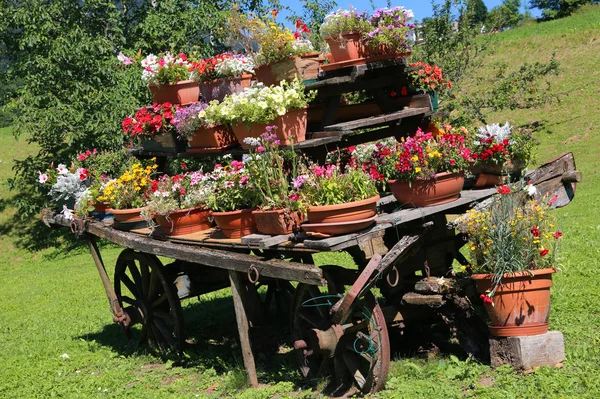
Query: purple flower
[{"left": 387, "top": 24, "right": 395, "bottom": 30}]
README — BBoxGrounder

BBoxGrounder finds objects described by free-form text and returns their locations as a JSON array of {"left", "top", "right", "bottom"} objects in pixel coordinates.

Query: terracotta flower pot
[
  {"left": 140, "top": 131, "right": 181, "bottom": 153},
  {"left": 92, "top": 202, "right": 109, "bottom": 213},
  {"left": 199, "top": 73, "right": 253, "bottom": 102},
  {"left": 301, "top": 216, "right": 376, "bottom": 237},
  {"left": 231, "top": 108, "right": 307, "bottom": 150},
  {"left": 388, "top": 172, "right": 464, "bottom": 208},
  {"left": 472, "top": 268, "right": 556, "bottom": 337},
  {"left": 148, "top": 80, "right": 199, "bottom": 105},
  {"left": 187, "top": 124, "right": 239, "bottom": 153},
  {"left": 154, "top": 206, "right": 212, "bottom": 236},
  {"left": 306, "top": 195, "right": 379, "bottom": 224},
  {"left": 252, "top": 209, "right": 304, "bottom": 235},
  {"left": 471, "top": 159, "right": 525, "bottom": 188},
  {"left": 324, "top": 33, "right": 366, "bottom": 63},
  {"left": 108, "top": 207, "right": 145, "bottom": 223},
  {"left": 254, "top": 57, "right": 321, "bottom": 86},
  {"left": 212, "top": 209, "right": 257, "bottom": 238}
]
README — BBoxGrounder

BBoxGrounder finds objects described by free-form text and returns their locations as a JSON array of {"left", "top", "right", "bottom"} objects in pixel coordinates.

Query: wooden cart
[{"left": 43, "top": 60, "right": 581, "bottom": 396}]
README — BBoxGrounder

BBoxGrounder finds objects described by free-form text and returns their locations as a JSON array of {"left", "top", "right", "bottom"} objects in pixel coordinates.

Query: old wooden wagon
[{"left": 43, "top": 60, "right": 581, "bottom": 396}]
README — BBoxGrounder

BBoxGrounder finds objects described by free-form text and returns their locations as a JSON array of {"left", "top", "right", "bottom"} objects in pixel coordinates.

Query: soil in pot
[
  {"left": 472, "top": 268, "right": 556, "bottom": 337},
  {"left": 252, "top": 209, "right": 304, "bottom": 235},
  {"left": 155, "top": 207, "right": 212, "bottom": 236},
  {"left": 187, "top": 124, "right": 239, "bottom": 153},
  {"left": 212, "top": 209, "right": 257, "bottom": 239},
  {"left": 148, "top": 80, "right": 200, "bottom": 105},
  {"left": 231, "top": 108, "right": 307, "bottom": 150},
  {"left": 388, "top": 172, "right": 464, "bottom": 208},
  {"left": 306, "top": 195, "right": 379, "bottom": 224}
]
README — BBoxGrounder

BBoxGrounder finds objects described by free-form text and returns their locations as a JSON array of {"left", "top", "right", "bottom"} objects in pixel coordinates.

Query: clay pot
[
  {"left": 324, "top": 33, "right": 366, "bottom": 63},
  {"left": 140, "top": 131, "right": 180, "bottom": 153},
  {"left": 92, "top": 202, "right": 109, "bottom": 213},
  {"left": 471, "top": 159, "right": 525, "bottom": 188},
  {"left": 254, "top": 56, "right": 321, "bottom": 86},
  {"left": 388, "top": 172, "right": 464, "bottom": 208},
  {"left": 187, "top": 124, "right": 239, "bottom": 153},
  {"left": 231, "top": 108, "right": 307, "bottom": 150},
  {"left": 252, "top": 209, "right": 304, "bottom": 235},
  {"left": 154, "top": 206, "right": 212, "bottom": 236},
  {"left": 301, "top": 216, "right": 376, "bottom": 237},
  {"left": 473, "top": 173, "right": 504, "bottom": 188},
  {"left": 148, "top": 80, "right": 199, "bottom": 105},
  {"left": 199, "top": 73, "right": 253, "bottom": 102},
  {"left": 108, "top": 207, "right": 145, "bottom": 223},
  {"left": 472, "top": 268, "right": 556, "bottom": 337},
  {"left": 306, "top": 195, "right": 379, "bottom": 224},
  {"left": 212, "top": 209, "right": 257, "bottom": 238}
]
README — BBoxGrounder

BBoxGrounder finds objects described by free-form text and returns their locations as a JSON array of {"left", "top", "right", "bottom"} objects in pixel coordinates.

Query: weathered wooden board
[
  {"left": 490, "top": 331, "right": 565, "bottom": 370},
  {"left": 240, "top": 233, "right": 295, "bottom": 248},
  {"left": 323, "top": 107, "right": 431, "bottom": 132},
  {"left": 301, "top": 222, "right": 392, "bottom": 252}
]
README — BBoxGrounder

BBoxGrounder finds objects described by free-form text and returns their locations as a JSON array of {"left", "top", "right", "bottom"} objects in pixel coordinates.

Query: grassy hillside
[{"left": 1, "top": 7, "right": 600, "bottom": 398}]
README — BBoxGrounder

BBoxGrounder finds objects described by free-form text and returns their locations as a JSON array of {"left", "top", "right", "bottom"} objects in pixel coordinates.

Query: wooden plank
[
  {"left": 79, "top": 222, "right": 326, "bottom": 286},
  {"left": 323, "top": 107, "right": 430, "bottom": 132},
  {"left": 228, "top": 271, "right": 259, "bottom": 387},
  {"left": 402, "top": 292, "right": 444, "bottom": 307},
  {"left": 377, "top": 188, "right": 497, "bottom": 226},
  {"left": 525, "top": 152, "right": 575, "bottom": 185},
  {"left": 302, "top": 222, "right": 392, "bottom": 251},
  {"left": 490, "top": 331, "right": 565, "bottom": 370},
  {"left": 240, "top": 233, "right": 294, "bottom": 248}
]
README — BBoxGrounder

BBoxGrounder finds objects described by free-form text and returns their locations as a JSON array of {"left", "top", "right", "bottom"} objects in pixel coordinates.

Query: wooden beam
[
  {"left": 228, "top": 271, "right": 259, "bottom": 387},
  {"left": 323, "top": 107, "right": 430, "bottom": 131}
]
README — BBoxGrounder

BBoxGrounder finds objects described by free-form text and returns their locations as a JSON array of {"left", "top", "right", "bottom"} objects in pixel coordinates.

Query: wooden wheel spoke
[
  {"left": 342, "top": 351, "right": 367, "bottom": 390},
  {"left": 139, "top": 261, "right": 151, "bottom": 297},
  {"left": 154, "top": 318, "right": 177, "bottom": 349},
  {"left": 127, "top": 261, "right": 144, "bottom": 294},
  {"left": 121, "top": 295, "right": 138, "bottom": 306},
  {"left": 297, "top": 309, "right": 322, "bottom": 328},
  {"left": 307, "top": 286, "right": 330, "bottom": 320},
  {"left": 147, "top": 271, "right": 160, "bottom": 301},
  {"left": 154, "top": 309, "right": 177, "bottom": 326},
  {"left": 152, "top": 294, "right": 168, "bottom": 309},
  {"left": 120, "top": 273, "right": 139, "bottom": 297}
]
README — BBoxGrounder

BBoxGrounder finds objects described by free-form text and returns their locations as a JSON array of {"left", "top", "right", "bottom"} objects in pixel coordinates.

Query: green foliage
[
  {"left": 487, "top": 0, "right": 523, "bottom": 29},
  {"left": 467, "top": 0, "right": 489, "bottom": 25},
  {"left": 529, "top": 0, "right": 599, "bottom": 20},
  {"left": 300, "top": 166, "right": 378, "bottom": 207},
  {"left": 288, "top": 0, "right": 337, "bottom": 51}
]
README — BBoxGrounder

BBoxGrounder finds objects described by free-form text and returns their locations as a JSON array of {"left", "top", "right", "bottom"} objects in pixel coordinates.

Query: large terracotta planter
[
  {"left": 231, "top": 108, "right": 307, "bottom": 150},
  {"left": 252, "top": 209, "right": 304, "bottom": 235},
  {"left": 212, "top": 209, "right": 257, "bottom": 238},
  {"left": 324, "top": 33, "right": 366, "bottom": 63},
  {"left": 187, "top": 124, "right": 239, "bottom": 153},
  {"left": 148, "top": 80, "right": 199, "bottom": 105},
  {"left": 154, "top": 206, "right": 212, "bottom": 236},
  {"left": 388, "top": 172, "right": 464, "bottom": 207},
  {"left": 471, "top": 159, "right": 525, "bottom": 188},
  {"left": 254, "top": 56, "right": 321, "bottom": 86},
  {"left": 472, "top": 268, "right": 556, "bottom": 337},
  {"left": 199, "top": 73, "right": 252, "bottom": 102},
  {"left": 306, "top": 195, "right": 379, "bottom": 224}
]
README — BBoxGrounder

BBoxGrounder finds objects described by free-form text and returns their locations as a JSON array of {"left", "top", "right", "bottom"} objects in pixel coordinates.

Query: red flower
[
  {"left": 271, "top": 9, "right": 278, "bottom": 18},
  {"left": 178, "top": 53, "right": 187, "bottom": 61},
  {"left": 480, "top": 294, "right": 493, "bottom": 305},
  {"left": 151, "top": 180, "right": 159, "bottom": 192},
  {"left": 554, "top": 231, "right": 563, "bottom": 239},
  {"left": 530, "top": 226, "right": 540, "bottom": 238},
  {"left": 389, "top": 90, "right": 397, "bottom": 98},
  {"left": 180, "top": 161, "right": 187, "bottom": 170},
  {"left": 497, "top": 185, "right": 511, "bottom": 195},
  {"left": 293, "top": 31, "right": 301, "bottom": 40},
  {"left": 289, "top": 193, "right": 299, "bottom": 201},
  {"left": 77, "top": 154, "right": 86, "bottom": 161},
  {"left": 539, "top": 248, "right": 549, "bottom": 257},
  {"left": 296, "top": 19, "right": 303, "bottom": 29},
  {"left": 401, "top": 86, "right": 408, "bottom": 96}
]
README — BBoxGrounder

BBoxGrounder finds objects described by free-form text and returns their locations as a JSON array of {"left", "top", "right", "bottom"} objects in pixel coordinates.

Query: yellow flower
[
  {"left": 415, "top": 167, "right": 422, "bottom": 173},
  {"left": 411, "top": 155, "right": 419, "bottom": 162}
]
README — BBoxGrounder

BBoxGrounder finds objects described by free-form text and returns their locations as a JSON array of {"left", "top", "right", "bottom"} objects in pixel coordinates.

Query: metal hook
[
  {"left": 247, "top": 264, "right": 260, "bottom": 284},
  {"left": 386, "top": 265, "right": 399, "bottom": 288}
]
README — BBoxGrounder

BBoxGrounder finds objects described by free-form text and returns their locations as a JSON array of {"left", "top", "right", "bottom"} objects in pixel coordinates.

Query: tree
[
  {"left": 467, "top": 0, "right": 488, "bottom": 26},
  {"left": 487, "top": 0, "right": 522, "bottom": 29},
  {"left": 529, "top": 0, "right": 599, "bottom": 19}
]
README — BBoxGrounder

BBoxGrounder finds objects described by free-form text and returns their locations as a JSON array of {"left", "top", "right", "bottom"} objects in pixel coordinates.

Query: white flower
[
  {"left": 258, "top": 101, "right": 268, "bottom": 109},
  {"left": 526, "top": 184, "right": 538, "bottom": 197},
  {"left": 38, "top": 171, "right": 48, "bottom": 184},
  {"left": 276, "top": 107, "right": 286, "bottom": 116},
  {"left": 60, "top": 353, "right": 70, "bottom": 359},
  {"left": 243, "top": 137, "right": 260, "bottom": 147},
  {"left": 62, "top": 206, "right": 74, "bottom": 220},
  {"left": 57, "top": 164, "right": 69, "bottom": 175}
]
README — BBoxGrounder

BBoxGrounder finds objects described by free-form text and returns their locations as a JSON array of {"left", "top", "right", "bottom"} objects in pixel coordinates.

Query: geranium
[
  {"left": 300, "top": 164, "right": 378, "bottom": 207},
  {"left": 320, "top": 7, "right": 371, "bottom": 38},
  {"left": 122, "top": 102, "right": 176, "bottom": 138},
  {"left": 364, "top": 7, "right": 415, "bottom": 55},
  {"left": 189, "top": 53, "right": 255, "bottom": 83},
  {"left": 243, "top": 127, "right": 304, "bottom": 213},
  {"left": 471, "top": 122, "right": 536, "bottom": 168},
  {"left": 98, "top": 161, "right": 158, "bottom": 209},
  {"left": 381, "top": 126, "right": 470, "bottom": 183},
  {"left": 140, "top": 52, "right": 191, "bottom": 85},
  {"left": 406, "top": 62, "right": 452, "bottom": 93},
  {"left": 143, "top": 171, "right": 213, "bottom": 217},
  {"left": 203, "top": 77, "right": 315, "bottom": 126},
  {"left": 206, "top": 156, "right": 260, "bottom": 212},
  {"left": 457, "top": 182, "right": 562, "bottom": 297}
]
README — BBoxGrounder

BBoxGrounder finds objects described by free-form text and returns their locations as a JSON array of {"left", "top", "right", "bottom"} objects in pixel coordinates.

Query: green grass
[{"left": 2, "top": 7, "right": 600, "bottom": 398}]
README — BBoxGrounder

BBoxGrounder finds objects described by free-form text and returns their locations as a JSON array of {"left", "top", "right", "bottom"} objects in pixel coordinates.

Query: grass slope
[{"left": 1, "top": 7, "right": 600, "bottom": 398}]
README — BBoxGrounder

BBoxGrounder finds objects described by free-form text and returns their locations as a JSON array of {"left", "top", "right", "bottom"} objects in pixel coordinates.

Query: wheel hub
[{"left": 294, "top": 324, "right": 344, "bottom": 358}]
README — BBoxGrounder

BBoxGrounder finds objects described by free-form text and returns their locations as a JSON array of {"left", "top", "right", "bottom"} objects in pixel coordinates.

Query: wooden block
[
  {"left": 489, "top": 331, "right": 565, "bottom": 370},
  {"left": 414, "top": 277, "right": 456, "bottom": 294},
  {"left": 240, "top": 233, "right": 293, "bottom": 248},
  {"left": 401, "top": 292, "right": 444, "bottom": 307}
]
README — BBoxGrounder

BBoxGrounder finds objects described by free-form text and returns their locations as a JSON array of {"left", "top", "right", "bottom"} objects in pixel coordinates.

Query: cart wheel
[
  {"left": 114, "top": 249, "right": 184, "bottom": 354},
  {"left": 291, "top": 279, "right": 390, "bottom": 395}
]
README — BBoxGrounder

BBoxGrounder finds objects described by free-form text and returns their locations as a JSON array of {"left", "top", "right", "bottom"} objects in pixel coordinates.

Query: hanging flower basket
[
  {"left": 148, "top": 80, "right": 199, "bottom": 105},
  {"left": 154, "top": 206, "right": 212, "bottom": 236},
  {"left": 388, "top": 172, "right": 464, "bottom": 207},
  {"left": 472, "top": 268, "right": 556, "bottom": 337},
  {"left": 212, "top": 209, "right": 257, "bottom": 238},
  {"left": 199, "top": 73, "right": 253, "bottom": 102},
  {"left": 231, "top": 108, "right": 307, "bottom": 150},
  {"left": 186, "top": 124, "right": 239, "bottom": 153}
]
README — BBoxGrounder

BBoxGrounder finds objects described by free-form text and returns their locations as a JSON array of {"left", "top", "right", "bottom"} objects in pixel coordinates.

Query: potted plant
[
  {"left": 470, "top": 122, "right": 536, "bottom": 187},
  {"left": 141, "top": 52, "right": 199, "bottom": 105},
  {"left": 98, "top": 161, "right": 158, "bottom": 230},
  {"left": 404, "top": 62, "right": 452, "bottom": 113},
  {"left": 320, "top": 7, "right": 371, "bottom": 63},
  {"left": 172, "top": 102, "right": 238, "bottom": 153},
  {"left": 298, "top": 164, "right": 379, "bottom": 236},
  {"left": 122, "top": 102, "right": 182, "bottom": 152},
  {"left": 142, "top": 172, "right": 213, "bottom": 236},
  {"left": 364, "top": 7, "right": 415, "bottom": 58},
  {"left": 189, "top": 53, "right": 255, "bottom": 101},
  {"left": 457, "top": 183, "right": 562, "bottom": 336},
  {"left": 204, "top": 78, "right": 315, "bottom": 149},
  {"left": 243, "top": 127, "right": 305, "bottom": 235},
  {"left": 385, "top": 127, "right": 471, "bottom": 207},
  {"left": 206, "top": 157, "right": 260, "bottom": 238},
  {"left": 38, "top": 163, "right": 90, "bottom": 214}
]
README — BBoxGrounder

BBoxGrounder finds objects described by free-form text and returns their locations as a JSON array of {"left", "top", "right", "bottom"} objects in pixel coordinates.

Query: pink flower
[
  {"left": 240, "top": 176, "right": 249, "bottom": 184},
  {"left": 38, "top": 171, "right": 48, "bottom": 184},
  {"left": 76, "top": 167, "right": 89, "bottom": 181},
  {"left": 224, "top": 181, "right": 234, "bottom": 188},
  {"left": 92, "top": 148, "right": 98, "bottom": 155},
  {"left": 180, "top": 188, "right": 186, "bottom": 195},
  {"left": 554, "top": 231, "right": 563, "bottom": 239},
  {"left": 292, "top": 175, "right": 306, "bottom": 188},
  {"left": 289, "top": 193, "right": 300, "bottom": 201},
  {"left": 314, "top": 165, "right": 325, "bottom": 177},
  {"left": 231, "top": 160, "right": 244, "bottom": 170},
  {"left": 77, "top": 154, "right": 86, "bottom": 161},
  {"left": 256, "top": 146, "right": 265, "bottom": 153},
  {"left": 158, "top": 58, "right": 166, "bottom": 67}
]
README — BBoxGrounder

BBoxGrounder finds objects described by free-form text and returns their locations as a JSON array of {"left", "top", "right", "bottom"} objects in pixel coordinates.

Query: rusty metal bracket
[
  {"left": 386, "top": 266, "right": 399, "bottom": 288},
  {"left": 70, "top": 217, "right": 87, "bottom": 238},
  {"left": 247, "top": 264, "right": 260, "bottom": 284}
]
